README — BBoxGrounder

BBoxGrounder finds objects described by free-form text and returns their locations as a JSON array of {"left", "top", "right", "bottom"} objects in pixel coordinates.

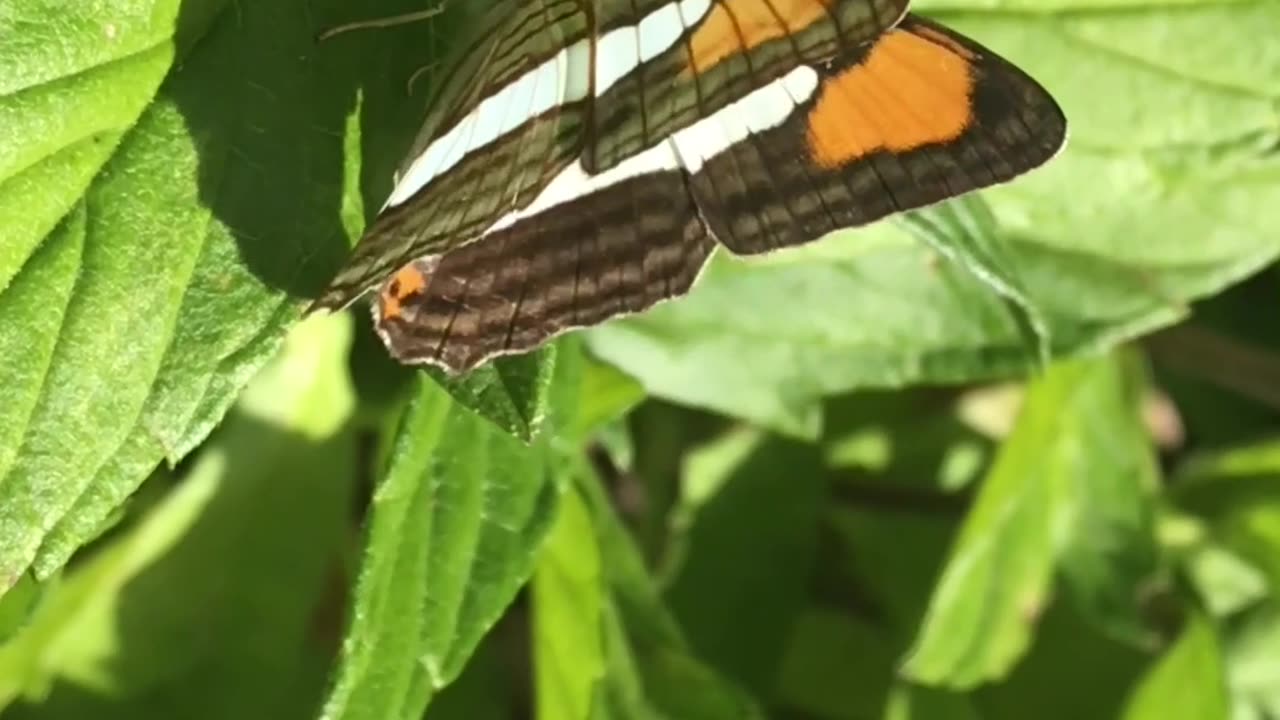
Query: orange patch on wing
[
  {"left": 806, "top": 29, "right": 975, "bottom": 168},
  {"left": 379, "top": 262, "right": 430, "bottom": 321},
  {"left": 687, "top": 0, "right": 834, "bottom": 74}
]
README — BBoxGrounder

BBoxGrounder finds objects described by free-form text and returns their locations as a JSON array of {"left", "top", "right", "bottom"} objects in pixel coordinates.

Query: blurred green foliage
[{"left": 2, "top": 0, "right": 1280, "bottom": 718}]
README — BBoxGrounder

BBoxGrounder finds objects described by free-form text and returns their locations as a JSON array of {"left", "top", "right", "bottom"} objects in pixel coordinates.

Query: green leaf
[
  {"left": 587, "top": 3, "right": 1280, "bottom": 437},
  {"left": 319, "top": 374, "right": 568, "bottom": 720},
  {"left": 427, "top": 348, "right": 559, "bottom": 443},
  {"left": 421, "top": 330, "right": 641, "bottom": 446},
  {"left": 976, "top": 597, "right": 1150, "bottom": 720},
  {"left": 0, "top": 0, "right": 185, "bottom": 290},
  {"left": 1181, "top": 542, "right": 1270, "bottom": 618},
  {"left": 573, "top": 353, "right": 646, "bottom": 441},
  {"left": 1225, "top": 602, "right": 1280, "bottom": 720},
  {"left": 1053, "top": 359, "right": 1163, "bottom": 646},
  {"left": 1174, "top": 439, "right": 1280, "bottom": 589},
  {"left": 532, "top": 467, "right": 763, "bottom": 720},
  {"left": 899, "top": 199, "right": 1051, "bottom": 368},
  {"left": 532, "top": 479, "right": 606, "bottom": 720},
  {"left": 588, "top": 240, "right": 1031, "bottom": 439},
  {"left": 0, "top": 574, "right": 44, "bottom": 645},
  {"left": 0, "top": 0, "right": 373, "bottom": 593},
  {"left": 664, "top": 429, "right": 825, "bottom": 696},
  {"left": 1121, "top": 613, "right": 1228, "bottom": 720},
  {"left": 325, "top": 338, "right": 618, "bottom": 720},
  {"left": 0, "top": 0, "right": 551, "bottom": 601},
  {"left": 776, "top": 609, "right": 938, "bottom": 720},
  {"left": 0, "top": 312, "right": 357, "bottom": 717},
  {"left": 904, "top": 355, "right": 1160, "bottom": 687}
]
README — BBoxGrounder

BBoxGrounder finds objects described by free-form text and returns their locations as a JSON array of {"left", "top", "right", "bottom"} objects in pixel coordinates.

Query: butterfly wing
[
  {"left": 585, "top": 0, "right": 911, "bottom": 172},
  {"left": 313, "top": 0, "right": 597, "bottom": 311},
  {"left": 321, "top": 2, "right": 1066, "bottom": 373},
  {"left": 681, "top": 13, "right": 1067, "bottom": 254},
  {"left": 316, "top": 0, "right": 913, "bottom": 312},
  {"left": 373, "top": 156, "right": 714, "bottom": 372}
]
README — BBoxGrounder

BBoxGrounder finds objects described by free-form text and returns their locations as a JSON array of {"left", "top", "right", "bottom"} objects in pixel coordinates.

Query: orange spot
[
  {"left": 806, "top": 29, "right": 975, "bottom": 168},
  {"left": 687, "top": 0, "right": 834, "bottom": 75},
  {"left": 379, "top": 262, "right": 430, "bottom": 321}
]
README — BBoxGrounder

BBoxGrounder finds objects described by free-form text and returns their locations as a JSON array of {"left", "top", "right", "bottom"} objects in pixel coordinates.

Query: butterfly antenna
[
  {"left": 317, "top": 3, "right": 446, "bottom": 43},
  {"left": 406, "top": 62, "right": 443, "bottom": 96}
]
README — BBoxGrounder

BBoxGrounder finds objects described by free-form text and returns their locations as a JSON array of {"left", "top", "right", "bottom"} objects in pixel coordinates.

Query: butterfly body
[{"left": 314, "top": 0, "right": 1066, "bottom": 373}]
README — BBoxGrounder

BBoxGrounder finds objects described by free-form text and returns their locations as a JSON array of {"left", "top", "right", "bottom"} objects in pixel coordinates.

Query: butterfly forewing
[
  {"left": 314, "top": 0, "right": 596, "bottom": 310},
  {"left": 586, "top": 0, "right": 910, "bottom": 173},
  {"left": 685, "top": 14, "right": 1067, "bottom": 254}
]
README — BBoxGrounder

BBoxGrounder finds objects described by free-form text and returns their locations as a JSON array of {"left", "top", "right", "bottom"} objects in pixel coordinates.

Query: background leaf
[
  {"left": 0, "top": 0, "right": 360, "bottom": 592},
  {"left": 663, "top": 429, "right": 826, "bottom": 697},
  {"left": 904, "top": 354, "right": 1159, "bottom": 687},
  {"left": 532, "top": 480, "right": 605, "bottom": 720},
  {"left": 0, "top": 313, "right": 356, "bottom": 718},
  {"left": 1120, "top": 613, "right": 1229, "bottom": 720},
  {"left": 532, "top": 467, "right": 763, "bottom": 720}
]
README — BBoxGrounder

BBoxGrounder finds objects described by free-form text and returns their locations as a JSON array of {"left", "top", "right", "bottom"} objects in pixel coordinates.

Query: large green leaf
[
  {"left": 322, "top": 339, "right": 637, "bottom": 720},
  {"left": 2, "top": 0, "right": 173, "bottom": 289},
  {"left": 904, "top": 355, "right": 1160, "bottom": 687},
  {"left": 1053, "top": 361, "right": 1163, "bottom": 646},
  {"left": 587, "top": 1, "right": 1280, "bottom": 438},
  {"left": 0, "top": 0, "right": 346, "bottom": 591},
  {"left": 0, "top": 0, "right": 548, "bottom": 597},
  {"left": 0, "top": 312, "right": 356, "bottom": 717},
  {"left": 318, "top": 371, "right": 567, "bottom": 720}
]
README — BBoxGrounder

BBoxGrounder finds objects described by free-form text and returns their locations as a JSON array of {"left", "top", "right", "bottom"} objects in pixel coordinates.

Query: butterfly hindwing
[{"left": 374, "top": 162, "right": 714, "bottom": 372}]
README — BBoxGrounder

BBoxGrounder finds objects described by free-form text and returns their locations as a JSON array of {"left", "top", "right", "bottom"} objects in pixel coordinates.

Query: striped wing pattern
[
  {"left": 317, "top": 0, "right": 595, "bottom": 308},
  {"left": 585, "top": 0, "right": 908, "bottom": 172},
  {"left": 687, "top": 15, "right": 1067, "bottom": 255},
  {"left": 314, "top": 0, "right": 1066, "bottom": 373},
  {"left": 376, "top": 167, "right": 714, "bottom": 371}
]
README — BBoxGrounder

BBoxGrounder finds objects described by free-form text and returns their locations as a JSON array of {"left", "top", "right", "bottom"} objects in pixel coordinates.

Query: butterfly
[{"left": 311, "top": 0, "right": 1067, "bottom": 373}]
